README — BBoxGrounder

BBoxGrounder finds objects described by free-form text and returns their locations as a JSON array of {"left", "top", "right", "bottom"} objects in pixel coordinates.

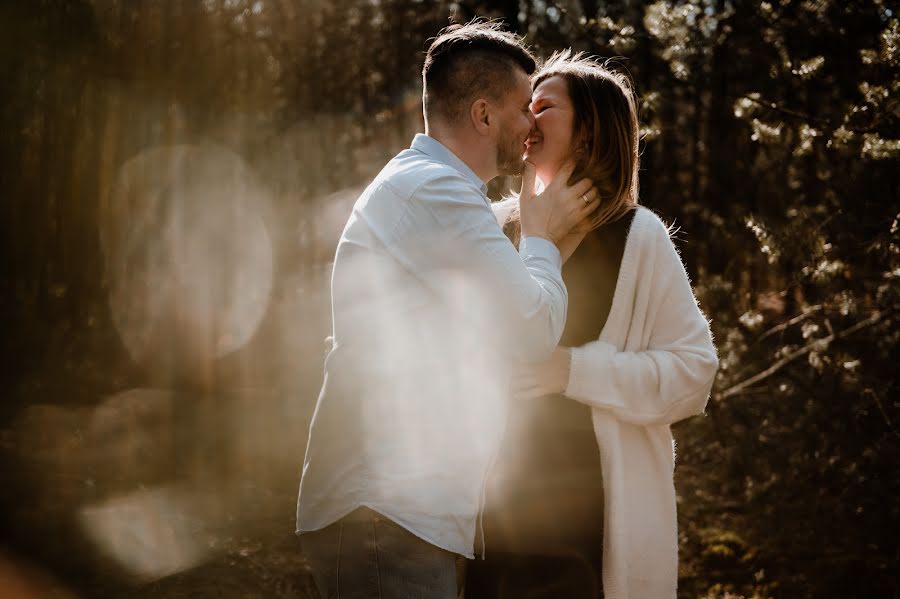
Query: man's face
[{"left": 494, "top": 68, "right": 536, "bottom": 177}]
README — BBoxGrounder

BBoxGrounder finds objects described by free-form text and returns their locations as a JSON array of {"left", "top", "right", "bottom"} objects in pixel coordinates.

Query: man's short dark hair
[{"left": 422, "top": 20, "right": 536, "bottom": 125}]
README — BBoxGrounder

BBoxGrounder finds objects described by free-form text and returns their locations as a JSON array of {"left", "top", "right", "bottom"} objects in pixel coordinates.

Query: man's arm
[{"left": 395, "top": 173, "right": 569, "bottom": 362}]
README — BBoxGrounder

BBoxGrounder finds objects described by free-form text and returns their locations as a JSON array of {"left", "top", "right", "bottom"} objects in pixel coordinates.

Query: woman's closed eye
[{"left": 532, "top": 104, "right": 551, "bottom": 114}]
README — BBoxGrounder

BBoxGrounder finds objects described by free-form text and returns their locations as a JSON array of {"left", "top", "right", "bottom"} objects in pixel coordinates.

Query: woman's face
[{"left": 524, "top": 75, "right": 578, "bottom": 184}]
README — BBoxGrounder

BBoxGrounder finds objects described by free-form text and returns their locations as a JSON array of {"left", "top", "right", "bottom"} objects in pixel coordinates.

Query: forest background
[{"left": 0, "top": 0, "right": 897, "bottom": 597}]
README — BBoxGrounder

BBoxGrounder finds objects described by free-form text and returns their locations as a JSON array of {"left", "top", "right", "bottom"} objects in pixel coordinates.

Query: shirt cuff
[{"left": 519, "top": 235, "right": 562, "bottom": 269}]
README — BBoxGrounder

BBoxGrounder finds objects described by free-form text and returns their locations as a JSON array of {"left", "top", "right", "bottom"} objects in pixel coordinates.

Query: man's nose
[{"left": 526, "top": 110, "right": 536, "bottom": 128}]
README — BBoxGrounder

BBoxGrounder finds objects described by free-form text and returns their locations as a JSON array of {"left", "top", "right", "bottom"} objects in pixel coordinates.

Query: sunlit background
[{"left": 1, "top": 1, "right": 897, "bottom": 597}]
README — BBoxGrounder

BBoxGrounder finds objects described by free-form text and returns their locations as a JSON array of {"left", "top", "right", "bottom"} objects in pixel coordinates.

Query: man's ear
[{"left": 470, "top": 99, "right": 491, "bottom": 136}]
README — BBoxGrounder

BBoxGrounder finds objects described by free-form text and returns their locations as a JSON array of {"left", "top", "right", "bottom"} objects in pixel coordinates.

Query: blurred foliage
[{"left": 0, "top": 0, "right": 897, "bottom": 597}]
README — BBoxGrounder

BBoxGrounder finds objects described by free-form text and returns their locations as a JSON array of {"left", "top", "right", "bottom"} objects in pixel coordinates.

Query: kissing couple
[{"left": 296, "top": 20, "right": 718, "bottom": 599}]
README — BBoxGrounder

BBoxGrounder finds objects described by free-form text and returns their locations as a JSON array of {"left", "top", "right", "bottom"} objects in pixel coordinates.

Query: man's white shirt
[{"left": 296, "top": 134, "right": 567, "bottom": 558}]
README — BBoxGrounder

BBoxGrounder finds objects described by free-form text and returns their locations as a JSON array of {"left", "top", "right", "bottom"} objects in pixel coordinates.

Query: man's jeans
[{"left": 299, "top": 507, "right": 459, "bottom": 599}]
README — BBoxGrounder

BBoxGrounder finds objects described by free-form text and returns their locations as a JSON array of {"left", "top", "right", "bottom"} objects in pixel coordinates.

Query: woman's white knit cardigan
[{"left": 565, "top": 207, "right": 719, "bottom": 599}]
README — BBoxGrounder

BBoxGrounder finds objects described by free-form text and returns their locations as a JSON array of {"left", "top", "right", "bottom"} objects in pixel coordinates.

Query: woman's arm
[{"left": 564, "top": 225, "right": 719, "bottom": 426}]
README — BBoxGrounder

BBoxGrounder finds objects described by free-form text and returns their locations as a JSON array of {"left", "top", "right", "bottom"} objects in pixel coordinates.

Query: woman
[{"left": 470, "top": 51, "right": 719, "bottom": 598}]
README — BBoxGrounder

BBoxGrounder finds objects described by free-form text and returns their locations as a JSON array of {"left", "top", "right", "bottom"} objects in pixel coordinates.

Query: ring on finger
[{"left": 581, "top": 193, "right": 591, "bottom": 205}]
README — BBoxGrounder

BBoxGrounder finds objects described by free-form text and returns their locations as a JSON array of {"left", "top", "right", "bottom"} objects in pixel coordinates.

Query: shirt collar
[{"left": 411, "top": 134, "right": 488, "bottom": 196}]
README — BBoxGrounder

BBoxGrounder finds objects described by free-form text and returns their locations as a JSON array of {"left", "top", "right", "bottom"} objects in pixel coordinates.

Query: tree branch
[
  {"left": 745, "top": 95, "right": 830, "bottom": 125},
  {"left": 759, "top": 304, "right": 822, "bottom": 340},
  {"left": 744, "top": 95, "right": 898, "bottom": 134},
  {"left": 716, "top": 306, "right": 896, "bottom": 401},
  {"left": 865, "top": 388, "right": 900, "bottom": 439}
]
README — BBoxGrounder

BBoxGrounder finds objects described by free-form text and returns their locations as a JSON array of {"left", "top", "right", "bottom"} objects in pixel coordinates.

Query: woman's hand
[{"left": 512, "top": 346, "right": 572, "bottom": 400}]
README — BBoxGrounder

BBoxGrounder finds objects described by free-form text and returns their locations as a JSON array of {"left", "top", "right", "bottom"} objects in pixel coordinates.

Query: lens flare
[
  {"left": 78, "top": 484, "right": 211, "bottom": 582},
  {"left": 101, "top": 144, "right": 273, "bottom": 382}
]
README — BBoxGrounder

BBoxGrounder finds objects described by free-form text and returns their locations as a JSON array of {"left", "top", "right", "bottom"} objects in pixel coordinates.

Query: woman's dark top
[{"left": 473, "top": 209, "right": 635, "bottom": 598}]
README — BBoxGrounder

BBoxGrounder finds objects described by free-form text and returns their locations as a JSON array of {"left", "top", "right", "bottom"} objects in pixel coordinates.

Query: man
[{"left": 296, "top": 21, "right": 598, "bottom": 598}]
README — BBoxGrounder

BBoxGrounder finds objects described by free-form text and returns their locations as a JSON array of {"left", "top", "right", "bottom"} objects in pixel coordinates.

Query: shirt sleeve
[
  {"left": 391, "top": 173, "right": 567, "bottom": 363},
  {"left": 564, "top": 220, "right": 719, "bottom": 426}
]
